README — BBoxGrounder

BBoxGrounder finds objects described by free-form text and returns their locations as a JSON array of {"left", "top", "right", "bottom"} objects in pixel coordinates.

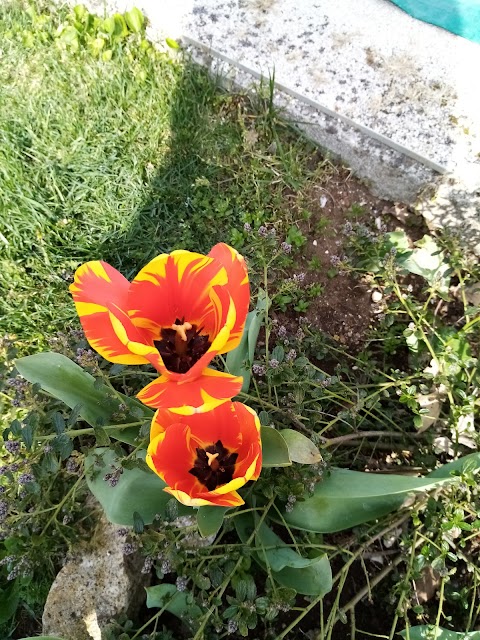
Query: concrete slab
[
  {"left": 70, "top": 0, "right": 480, "bottom": 252},
  {"left": 184, "top": 1, "right": 480, "bottom": 170}
]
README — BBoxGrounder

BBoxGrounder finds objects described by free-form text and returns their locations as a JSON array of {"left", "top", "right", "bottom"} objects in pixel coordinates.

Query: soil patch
[{"left": 286, "top": 166, "right": 392, "bottom": 348}]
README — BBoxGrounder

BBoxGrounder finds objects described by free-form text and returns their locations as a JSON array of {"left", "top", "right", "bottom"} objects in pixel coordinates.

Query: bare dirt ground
[{"left": 279, "top": 161, "right": 428, "bottom": 350}]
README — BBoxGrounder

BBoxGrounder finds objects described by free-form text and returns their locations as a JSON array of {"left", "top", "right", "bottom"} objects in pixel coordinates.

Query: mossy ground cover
[{"left": 1, "top": 3, "right": 480, "bottom": 640}]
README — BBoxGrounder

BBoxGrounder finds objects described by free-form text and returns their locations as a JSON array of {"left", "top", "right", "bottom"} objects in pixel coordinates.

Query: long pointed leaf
[
  {"left": 197, "top": 506, "right": 228, "bottom": 538},
  {"left": 85, "top": 448, "right": 192, "bottom": 525},
  {"left": 16, "top": 352, "right": 153, "bottom": 444},
  {"left": 400, "top": 627, "right": 480, "bottom": 640},
  {"left": 428, "top": 452, "right": 480, "bottom": 478},
  {"left": 226, "top": 290, "right": 267, "bottom": 392},
  {"left": 279, "top": 468, "right": 453, "bottom": 533}
]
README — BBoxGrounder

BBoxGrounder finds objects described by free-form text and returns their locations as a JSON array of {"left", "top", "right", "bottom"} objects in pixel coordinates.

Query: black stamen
[
  {"left": 189, "top": 440, "right": 238, "bottom": 491},
  {"left": 154, "top": 317, "right": 211, "bottom": 374}
]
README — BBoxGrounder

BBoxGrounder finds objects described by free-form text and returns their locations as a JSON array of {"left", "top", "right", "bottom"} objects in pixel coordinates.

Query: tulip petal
[
  {"left": 227, "top": 404, "right": 262, "bottom": 481},
  {"left": 138, "top": 369, "right": 243, "bottom": 414},
  {"left": 70, "top": 261, "right": 150, "bottom": 365},
  {"left": 208, "top": 243, "right": 250, "bottom": 353},
  {"left": 128, "top": 250, "right": 228, "bottom": 340},
  {"left": 163, "top": 487, "right": 244, "bottom": 508}
]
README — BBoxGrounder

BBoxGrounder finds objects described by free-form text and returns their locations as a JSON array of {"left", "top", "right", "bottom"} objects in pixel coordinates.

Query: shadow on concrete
[{"left": 418, "top": 177, "right": 480, "bottom": 256}]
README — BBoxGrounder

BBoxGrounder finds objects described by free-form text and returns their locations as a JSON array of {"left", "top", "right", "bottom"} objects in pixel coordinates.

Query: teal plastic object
[{"left": 389, "top": 0, "right": 480, "bottom": 44}]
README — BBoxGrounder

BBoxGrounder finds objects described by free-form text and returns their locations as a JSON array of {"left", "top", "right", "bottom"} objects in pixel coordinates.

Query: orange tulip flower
[
  {"left": 70, "top": 244, "right": 249, "bottom": 414},
  {"left": 146, "top": 402, "right": 262, "bottom": 507}
]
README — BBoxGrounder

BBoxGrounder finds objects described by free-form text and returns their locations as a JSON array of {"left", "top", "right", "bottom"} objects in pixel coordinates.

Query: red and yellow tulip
[
  {"left": 146, "top": 401, "right": 262, "bottom": 507},
  {"left": 70, "top": 244, "right": 249, "bottom": 414}
]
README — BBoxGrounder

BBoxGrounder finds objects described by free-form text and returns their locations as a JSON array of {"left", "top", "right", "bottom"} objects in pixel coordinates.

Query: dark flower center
[
  {"left": 154, "top": 317, "right": 211, "bottom": 374},
  {"left": 189, "top": 440, "right": 238, "bottom": 491}
]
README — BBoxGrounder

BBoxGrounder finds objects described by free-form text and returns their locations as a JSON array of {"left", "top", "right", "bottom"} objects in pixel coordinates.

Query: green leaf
[
  {"left": 400, "top": 626, "right": 480, "bottom": 639},
  {"left": 112, "top": 13, "right": 128, "bottom": 38},
  {"left": 197, "top": 506, "right": 228, "bottom": 538},
  {"left": 52, "top": 433, "right": 73, "bottom": 460},
  {"left": 102, "top": 16, "right": 115, "bottom": 35},
  {"left": 21, "top": 422, "right": 34, "bottom": 450},
  {"left": 67, "top": 403, "right": 83, "bottom": 427},
  {"left": 258, "top": 411, "right": 271, "bottom": 426},
  {"left": 73, "top": 4, "right": 88, "bottom": 21},
  {"left": 124, "top": 7, "right": 144, "bottom": 33},
  {"left": 234, "top": 514, "right": 332, "bottom": 596},
  {"left": 133, "top": 510, "right": 144, "bottom": 534},
  {"left": 52, "top": 412, "right": 65, "bottom": 434},
  {"left": 386, "top": 230, "right": 411, "bottom": 251},
  {"left": 226, "top": 291, "right": 267, "bottom": 393},
  {"left": 58, "top": 25, "right": 79, "bottom": 44},
  {"left": 42, "top": 451, "right": 60, "bottom": 474},
  {"left": 165, "top": 37, "right": 180, "bottom": 49},
  {"left": 261, "top": 427, "right": 291, "bottom": 467},
  {"left": 94, "top": 427, "right": 111, "bottom": 446},
  {"left": 85, "top": 448, "right": 192, "bottom": 526},
  {"left": 428, "top": 452, "right": 480, "bottom": 478},
  {"left": 146, "top": 584, "right": 201, "bottom": 628},
  {"left": 16, "top": 353, "right": 153, "bottom": 444},
  {"left": 271, "top": 345, "right": 284, "bottom": 363},
  {"left": 279, "top": 468, "right": 453, "bottom": 533},
  {"left": 396, "top": 235, "right": 450, "bottom": 293},
  {"left": 0, "top": 580, "right": 19, "bottom": 624},
  {"left": 280, "top": 429, "right": 322, "bottom": 464},
  {"left": 10, "top": 419, "right": 21, "bottom": 437},
  {"left": 89, "top": 37, "right": 105, "bottom": 57}
]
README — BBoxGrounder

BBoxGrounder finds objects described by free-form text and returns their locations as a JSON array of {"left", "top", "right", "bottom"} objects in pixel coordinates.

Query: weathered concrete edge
[{"left": 183, "top": 36, "right": 445, "bottom": 203}]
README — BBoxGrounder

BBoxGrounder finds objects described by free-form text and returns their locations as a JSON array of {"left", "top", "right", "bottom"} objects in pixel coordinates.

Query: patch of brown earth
[{"left": 288, "top": 166, "right": 392, "bottom": 348}]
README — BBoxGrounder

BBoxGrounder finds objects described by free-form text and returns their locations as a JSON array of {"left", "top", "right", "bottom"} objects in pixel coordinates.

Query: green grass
[{"left": 0, "top": 0, "right": 315, "bottom": 349}]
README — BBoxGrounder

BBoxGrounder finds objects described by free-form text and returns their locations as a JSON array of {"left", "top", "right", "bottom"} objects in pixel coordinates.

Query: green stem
[
  {"left": 35, "top": 421, "right": 143, "bottom": 440},
  {"left": 388, "top": 529, "right": 418, "bottom": 640},
  {"left": 324, "top": 430, "right": 422, "bottom": 447},
  {"left": 434, "top": 579, "right": 445, "bottom": 635},
  {"left": 463, "top": 315, "right": 480, "bottom": 333},
  {"left": 40, "top": 473, "right": 85, "bottom": 536}
]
